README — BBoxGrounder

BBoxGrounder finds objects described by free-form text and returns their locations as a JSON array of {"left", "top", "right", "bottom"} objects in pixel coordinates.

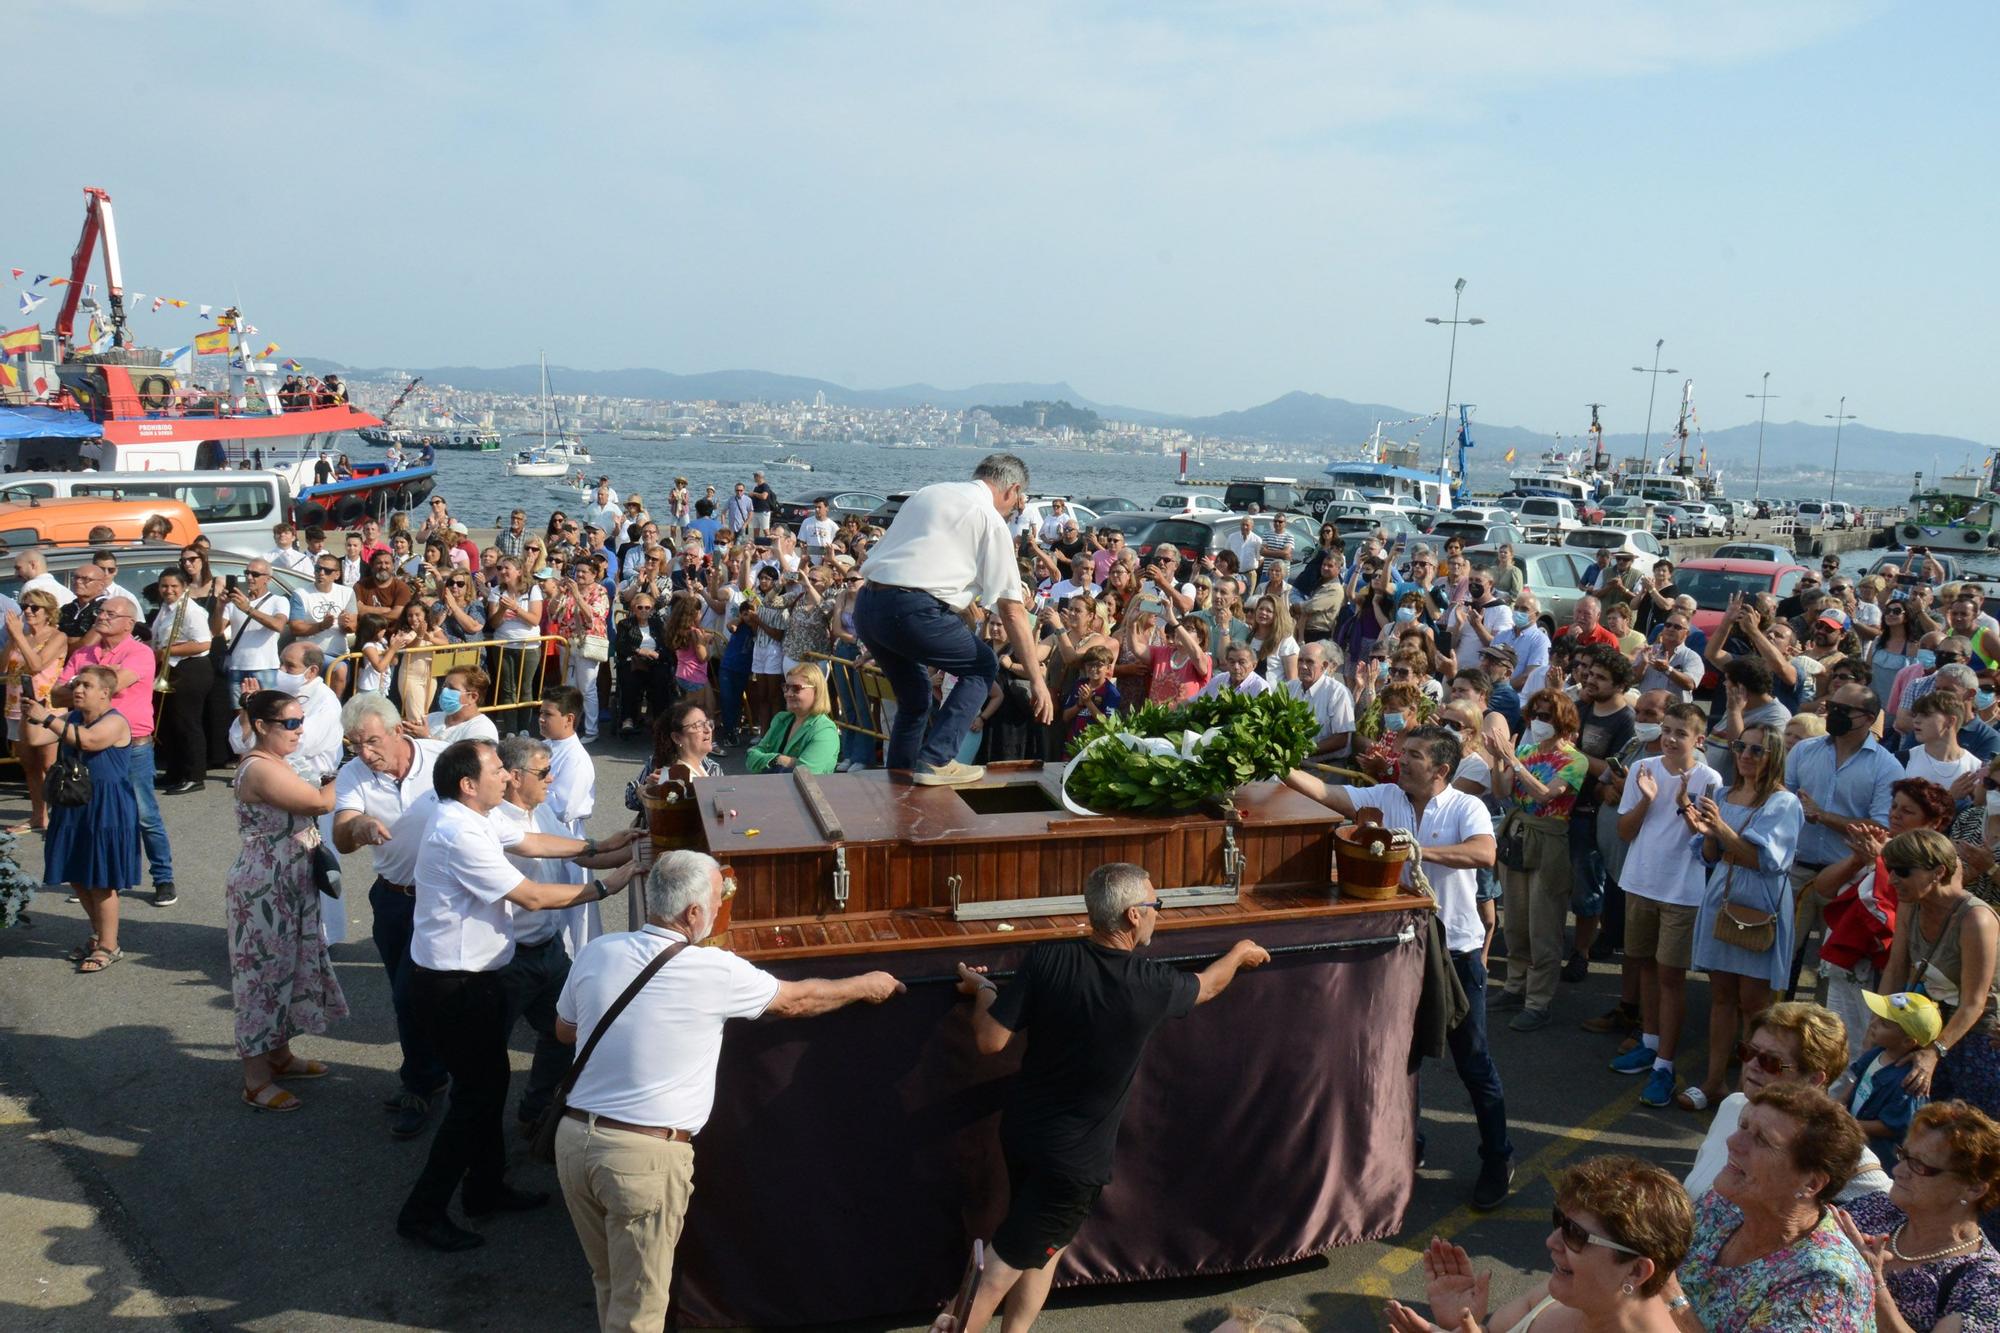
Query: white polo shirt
[
  {"left": 1616, "top": 757, "right": 1724, "bottom": 908},
  {"left": 859, "top": 480, "right": 1019, "bottom": 611},
  {"left": 1337, "top": 783, "right": 1492, "bottom": 955},
  {"left": 495, "top": 799, "right": 571, "bottom": 948},
  {"left": 1196, "top": 671, "right": 1270, "bottom": 699},
  {"left": 558, "top": 924, "right": 779, "bottom": 1132},
  {"left": 411, "top": 798, "right": 529, "bottom": 972},
  {"left": 333, "top": 737, "right": 445, "bottom": 884}
]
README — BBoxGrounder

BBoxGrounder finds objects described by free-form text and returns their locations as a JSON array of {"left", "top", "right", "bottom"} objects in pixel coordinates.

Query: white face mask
[
  {"left": 274, "top": 670, "right": 307, "bottom": 696},
  {"left": 1986, "top": 788, "right": 2000, "bottom": 818},
  {"left": 1526, "top": 719, "right": 1555, "bottom": 745},
  {"left": 1632, "top": 722, "right": 1663, "bottom": 743}
]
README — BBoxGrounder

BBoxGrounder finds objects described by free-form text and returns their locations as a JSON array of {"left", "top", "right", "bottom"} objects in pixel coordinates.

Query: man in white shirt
[
  {"left": 1446, "top": 571, "right": 1512, "bottom": 670},
  {"left": 332, "top": 694, "right": 450, "bottom": 1139},
  {"left": 538, "top": 687, "right": 600, "bottom": 947},
  {"left": 1495, "top": 590, "right": 1552, "bottom": 694},
  {"left": 1288, "top": 640, "right": 1355, "bottom": 759},
  {"left": 12, "top": 551, "right": 74, "bottom": 607},
  {"left": 852, "top": 453, "right": 1052, "bottom": 785},
  {"left": 1226, "top": 515, "right": 1265, "bottom": 576},
  {"left": 264, "top": 521, "right": 314, "bottom": 576},
  {"left": 1036, "top": 498, "right": 1071, "bottom": 544},
  {"left": 398, "top": 738, "right": 642, "bottom": 1252},
  {"left": 590, "top": 481, "right": 623, "bottom": 537},
  {"left": 1196, "top": 642, "right": 1270, "bottom": 698},
  {"left": 799, "top": 498, "right": 839, "bottom": 555},
  {"left": 1282, "top": 724, "right": 1512, "bottom": 1212},
  {"left": 213, "top": 559, "right": 289, "bottom": 694},
  {"left": 1613, "top": 701, "right": 1724, "bottom": 1108},
  {"left": 553, "top": 850, "right": 903, "bottom": 1331},
  {"left": 287, "top": 553, "right": 358, "bottom": 693},
  {"left": 1633, "top": 611, "right": 1704, "bottom": 703}
]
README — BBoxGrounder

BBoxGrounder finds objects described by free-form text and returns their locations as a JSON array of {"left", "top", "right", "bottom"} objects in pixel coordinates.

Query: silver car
[{"left": 1465, "top": 542, "right": 1599, "bottom": 631}]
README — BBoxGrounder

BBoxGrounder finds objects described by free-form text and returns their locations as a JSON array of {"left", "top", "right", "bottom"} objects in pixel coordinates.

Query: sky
[{"left": 10, "top": 1, "right": 1996, "bottom": 441}]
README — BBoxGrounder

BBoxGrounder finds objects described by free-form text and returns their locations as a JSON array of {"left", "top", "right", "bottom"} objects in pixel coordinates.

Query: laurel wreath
[{"left": 1062, "top": 688, "right": 1318, "bottom": 813}]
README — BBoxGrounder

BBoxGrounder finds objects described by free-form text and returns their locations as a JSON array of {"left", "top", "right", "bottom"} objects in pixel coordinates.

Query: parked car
[
  {"left": 1014, "top": 497, "right": 1101, "bottom": 535},
  {"left": 0, "top": 497, "right": 201, "bottom": 549},
  {"left": 1713, "top": 542, "right": 1798, "bottom": 564},
  {"left": 1300, "top": 485, "right": 1364, "bottom": 517},
  {"left": 1681, "top": 502, "right": 1729, "bottom": 537},
  {"left": 1597, "top": 495, "right": 1650, "bottom": 520},
  {"left": 1333, "top": 511, "right": 1422, "bottom": 546},
  {"left": 1091, "top": 509, "right": 1176, "bottom": 543},
  {"left": 1563, "top": 526, "right": 1667, "bottom": 579},
  {"left": 866, "top": 493, "right": 913, "bottom": 526},
  {"left": 773, "top": 488, "right": 888, "bottom": 528},
  {"left": 1149, "top": 490, "right": 1229, "bottom": 514},
  {"left": 1515, "top": 496, "right": 1583, "bottom": 543},
  {"left": 1450, "top": 505, "right": 1514, "bottom": 525},
  {"left": 1220, "top": 478, "right": 1305, "bottom": 514},
  {"left": 1138, "top": 511, "right": 1324, "bottom": 580},
  {"left": 0, "top": 540, "right": 316, "bottom": 629},
  {"left": 1672, "top": 558, "right": 1813, "bottom": 644},
  {"left": 1795, "top": 500, "right": 1837, "bottom": 530},
  {"left": 1430, "top": 519, "right": 1530, "bottom": 551},
  {"left": 1464, "top": 543, "right": 1599, "bottom": 630},
  {"left": 1078, "top": 496, "right": 1146, "bottom": 514},
  {"left": 0, "top": 470, "right": 294, "bottom": 557},
  {"left": 1867, "top": 551, "right": 1961, "bottom": 585}
]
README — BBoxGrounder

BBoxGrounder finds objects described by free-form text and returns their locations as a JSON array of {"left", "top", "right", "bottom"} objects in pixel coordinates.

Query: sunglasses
[
  {"left": 1551, "top": 1206, "right": 1641, "bottom": 1256},
  {"left": 1528, "top": 711, "right": 1556, "bottom": 723},
  {"left": 1440, "top": 720, "right": 1466, "bottom": 734},
  {"left": 521, "top": 765, "right": 553, "bottom": 780},
  {"left": 1899, "top": 1152, "right": 1956, "bottom": 1179},
  {"left": 1734, "top": 1041, "right": 1797, "bottom": 1076},
  {"left": 269, "top": 717, "right": 305, "bottom": 732},
  {"left": 1730, "top": 740, "right": 1768, "bottom": 756}
]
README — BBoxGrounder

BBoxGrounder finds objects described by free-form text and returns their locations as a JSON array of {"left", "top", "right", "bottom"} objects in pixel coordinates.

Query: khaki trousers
[
  {"left": 555, "top": 1113, "right": 697, "bottom": 1332},
  {"left": 1502, "top": 839, "right": 1573, "bottom": 1013}
]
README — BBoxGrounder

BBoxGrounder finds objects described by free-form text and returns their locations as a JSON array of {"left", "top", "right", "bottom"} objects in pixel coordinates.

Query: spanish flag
[
  {"left": 193, "top": 327, "right": 230, "bottom": 356},
  {"left": 0, "top": 323, "right": 39, "bottom": 355}
]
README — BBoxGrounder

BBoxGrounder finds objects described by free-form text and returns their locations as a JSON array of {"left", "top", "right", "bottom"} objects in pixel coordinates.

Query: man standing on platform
[
  {"left": 555, "top": 850, "right": 904, "bottom": 1330},
  {"left": 853, "top": 453, "right": 1052, "bottom": 786},
  {"left": 950, "top": 862, "right": 1267, "bottom": 1332},
  {"left": 1282, "top": 724, "right": 1513, "bottom": 1211}
]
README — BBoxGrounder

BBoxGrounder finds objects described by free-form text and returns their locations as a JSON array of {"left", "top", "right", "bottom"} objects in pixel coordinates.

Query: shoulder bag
[
  {"left": 1711, "top": 863, "right": 1778, "bottom": 953},
  {"left": 529, "top": 937, "right": 691, "bottom": 1163},
  {"left": 46, "top": 715, "right": 92, "bottom": 807}
]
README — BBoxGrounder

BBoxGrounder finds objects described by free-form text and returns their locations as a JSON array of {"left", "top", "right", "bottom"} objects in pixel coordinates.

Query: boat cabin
[{"left": 1319, "top": 463, "right": 1451, "bottom": 513}]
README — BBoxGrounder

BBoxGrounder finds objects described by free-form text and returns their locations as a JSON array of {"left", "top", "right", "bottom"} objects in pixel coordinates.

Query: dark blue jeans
[
  {"left": 1447, "top": 950, "right": 1513, "bottom": 1165},
  {"left": 853, "top": 584, "right": 997, "bottom": 771},
  {"left": 369, "top": 879, "right": 448, "bottom": 1097},
  {"left": 125, "top": 739, "right": 173, "bottom": 888},
  {"left": 830, "top": 639, "right": 877, "bottom": 768}
]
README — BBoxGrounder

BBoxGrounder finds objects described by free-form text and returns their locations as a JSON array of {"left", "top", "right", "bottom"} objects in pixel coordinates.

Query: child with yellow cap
[{"left": 1832, "top": 990, "right": 1941, "bottom": 1167}]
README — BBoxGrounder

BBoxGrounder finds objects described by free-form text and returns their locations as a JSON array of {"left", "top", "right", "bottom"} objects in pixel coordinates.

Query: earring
[
  {"left": 1795, "top": 1190, "right": 1810, "bottom": 1200},
  {"left": 1621, "top": 1282, "right": 1636, "bottom": 1296}
]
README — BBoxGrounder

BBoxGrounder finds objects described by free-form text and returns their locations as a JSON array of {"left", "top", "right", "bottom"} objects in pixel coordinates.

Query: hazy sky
[{"left": 11, "top": 2, "right": 1993, "bottom": 440}]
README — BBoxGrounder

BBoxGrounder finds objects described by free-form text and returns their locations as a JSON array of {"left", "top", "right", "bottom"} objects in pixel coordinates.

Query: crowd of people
[{"left": 26, "top": 448, "right": 2000, "bottom": 1330}]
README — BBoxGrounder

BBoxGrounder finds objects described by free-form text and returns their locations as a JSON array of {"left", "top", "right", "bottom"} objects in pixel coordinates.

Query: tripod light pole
[
  {"left": 1825, "top": 395, "right": 1856, "bottom": 501},
  {"left": 1745, "top": 372, "right": 1777, "bottom": 501},
  {"left": 1632, "top": 339, "right": 1678, "bottom": 474},
  {"left": 1426, "top": 278, "right": 1484, "bottom": 475}
]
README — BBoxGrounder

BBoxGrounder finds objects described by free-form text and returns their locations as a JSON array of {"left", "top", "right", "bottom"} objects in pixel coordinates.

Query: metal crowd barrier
[
  {"left": 328, "top": 632, "right": 567, "bottom": 719},
  {"left": 798, "top": 649, "right": 890, "bottom": 741}
]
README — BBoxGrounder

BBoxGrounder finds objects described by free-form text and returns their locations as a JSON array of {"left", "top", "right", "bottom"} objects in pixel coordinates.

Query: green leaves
[{"left": 1063, "top": 689, "right": 1317, "bottom": 814}]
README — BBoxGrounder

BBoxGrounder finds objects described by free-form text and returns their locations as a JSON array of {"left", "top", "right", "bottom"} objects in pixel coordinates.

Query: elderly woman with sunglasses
[
  {"left": 1671, "top": 1082, "right": 1875, "bottom": 1332},
  {"left": 1879, "top": 830, "right": 2000, "bottom": 1125},
  {"left": 1387, "top": 1156, "right": 1694, "bottom": 1333},
  {"left": 1490, "top": 688, "right": 1588, "bottom": 1031},
  {"left": 1681, "top": 722, "right": 1806, "bottom": 1106},
  {"left": 1837, "top": 1099, "right": 2000, "bottom": 1333}
]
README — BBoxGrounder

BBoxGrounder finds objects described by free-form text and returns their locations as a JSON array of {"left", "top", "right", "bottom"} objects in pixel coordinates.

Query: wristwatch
[
  {"left": 1934, "top": 1039, "right": 1953, "bottom": 1059},
  {"left": 591, "top": 879, "right": 609, "bottom": 902}
]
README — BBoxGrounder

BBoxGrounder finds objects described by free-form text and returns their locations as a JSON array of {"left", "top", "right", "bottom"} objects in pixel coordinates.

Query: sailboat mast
[{"left": 539, "top": 350, "right": 550, "bottom": 451}]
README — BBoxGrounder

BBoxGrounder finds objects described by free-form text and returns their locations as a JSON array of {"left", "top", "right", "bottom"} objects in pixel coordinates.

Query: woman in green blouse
[{"left": 745, "top": 662, "right": 841, "bottom": 775}]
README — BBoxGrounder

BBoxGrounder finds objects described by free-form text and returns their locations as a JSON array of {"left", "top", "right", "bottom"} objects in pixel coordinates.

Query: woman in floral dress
[{"left": 228, "top": 690, "right": 346, "bottom": 1112}]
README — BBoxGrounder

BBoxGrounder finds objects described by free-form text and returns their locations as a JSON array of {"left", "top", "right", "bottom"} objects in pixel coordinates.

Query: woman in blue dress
[
  {"left": 25, "top": 666, "right": 139, "bottom": 974},
  {"left": 1686, "top": 721, "right": 1805, "bottom": 1109}
]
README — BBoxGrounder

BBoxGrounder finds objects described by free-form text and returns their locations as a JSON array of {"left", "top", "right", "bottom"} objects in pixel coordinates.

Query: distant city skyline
[{"left": 11, "top": 2, "right": 1992, "bottom": 443}]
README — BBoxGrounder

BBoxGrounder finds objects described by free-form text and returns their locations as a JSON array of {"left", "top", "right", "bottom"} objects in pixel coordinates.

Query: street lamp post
[
  {"left": 1825, "top": 395, "right": 1856, "bottom": 501},
  {"left": 1745, "top": 373, "right": 1778, "bottom": 501},
  {"left": 1631, "top": 339, "right": 1678, "bottom": 474},
  {"left": 1426, "top": 278, "right": 1484, "bottom": 475}
]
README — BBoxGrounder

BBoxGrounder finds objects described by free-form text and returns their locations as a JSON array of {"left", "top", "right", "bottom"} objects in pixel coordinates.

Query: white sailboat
[{"left": 505, "top": 351, "right": 578, "bottom": 477}]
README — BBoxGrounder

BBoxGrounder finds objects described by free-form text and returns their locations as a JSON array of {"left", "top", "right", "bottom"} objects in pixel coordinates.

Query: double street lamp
[
  {"left": 1746, "top": 373, "right": 1778, "bottom": 501},
  {"left": 1825, "top": 396, "right": 1857, "bottom": 501},
  {"left": 1632, "top": 339, "right": 1678, "bottom": 473},
  {"left": 1426, "top": 278, "right": 1484, "bottom": 474}
]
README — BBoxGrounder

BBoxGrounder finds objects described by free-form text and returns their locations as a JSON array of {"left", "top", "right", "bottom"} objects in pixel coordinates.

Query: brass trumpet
[{"left": 153, "top": 592, "right": 191, "bottom": 694}]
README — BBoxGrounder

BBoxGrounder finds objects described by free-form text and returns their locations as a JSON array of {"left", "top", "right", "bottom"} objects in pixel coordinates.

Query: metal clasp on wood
[
  {"left": 1221, "top": 824, "right": 1243, "bottom": 893},
  {"left": 831, "top": 846, "right": 851, "bottom": 911}
]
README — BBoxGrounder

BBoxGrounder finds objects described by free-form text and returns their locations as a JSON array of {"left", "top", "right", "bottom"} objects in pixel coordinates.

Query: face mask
[
  {"left": 435, "top": 687, "right": 463, "bottom": 715},
  {"left": 1526, "top": 719, "right": 1555, "bottom": 745},
  {"left": 1988, "top": 788, "right": 2000, "bottom": 817},
  {"left": 1918, "top": 649, "right": 1938, "bottom": 669},
  {"left": 1981, "top": 691, "right": 1997, "bottom": 712},
  {"left": 273, "top": 670, "right": 307, "bottom": 696},
  {"left": 1395, "top": 607, "right": 1417, "bottom": 624},
  {"left": 1825, "top": 709, "right": 1855, "bottom": 739},
  {"left": 1512, "top": 611, "right": 1530, "bottom": 631},
  {"left": 1632, "top": 722, "right": 1662, "bottom": 743},
  {"left": 1383, "top": 711, "right": 1407, "bottom": 733}
]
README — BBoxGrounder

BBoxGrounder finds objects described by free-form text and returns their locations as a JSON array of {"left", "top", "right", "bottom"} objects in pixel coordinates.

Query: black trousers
[
  {"left": 201, "top": 653, "right": 234, "bottom": 769},
  {"left": 402, "top": 966, "right": 511, "bottom": 1223},
  {"left": 497, "top": 937, "right": 573, "bottom": 1123},
  {"left": 157, "top": 656, "right": 214, "bottom": 784}
]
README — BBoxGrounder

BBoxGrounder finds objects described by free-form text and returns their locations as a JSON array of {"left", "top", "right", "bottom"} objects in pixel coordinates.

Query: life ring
[
  {"left": 1898, "top": 523, "right": 1923, "bottom": 544},
  {"left": 330, "top": 493, "right": 370, "bottom": 528},
  {"left": 136, "top": 374, "right": 173, "bottom": 410},
  {"left": 1962, "top": 528, "right": 1986, "bottom": 549}
]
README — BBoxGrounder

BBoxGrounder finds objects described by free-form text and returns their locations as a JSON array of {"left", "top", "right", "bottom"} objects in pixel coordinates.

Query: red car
[{"left": 1673, "top": 557, "right": 1813, "bottom": 685}]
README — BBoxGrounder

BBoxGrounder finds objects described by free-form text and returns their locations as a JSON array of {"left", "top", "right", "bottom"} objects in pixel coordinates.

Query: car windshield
[
  {"left": 1677, "top": 567, "right": 1779, "bottom": 611},
  {"left": 1567, "top": 530, "right": 1627, "bottom": 551}
]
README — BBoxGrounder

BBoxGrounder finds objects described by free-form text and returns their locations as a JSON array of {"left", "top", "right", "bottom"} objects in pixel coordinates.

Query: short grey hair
[
  {"left": 648, "top": 849, "right": 719, "bottom": 923},
  {"left": 1084, "top": 862, "right": 1152, "bottom": 932},
  {"left": 972, "top": 452, "right": 1030, "bottom": 493},
  {"left": 496, "top": 734, "right": 549, "bottom": 774},
  {"left": 341, "top": 691, "right": 400, "bottom": 734},
  {"left": 1937, "top": 664, "right": 1980, "bottom": 693}
]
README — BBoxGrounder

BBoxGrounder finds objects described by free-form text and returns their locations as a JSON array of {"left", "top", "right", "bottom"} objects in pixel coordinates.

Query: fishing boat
[
  {"left": 0, "top": 187, "right": 434, "bottom": 530},
  {"left": 1896, "top": 462, "right": 2000, "bottom": 551},
  {"left": 763, "top": 454, "right": 814, "bottom": 472}
]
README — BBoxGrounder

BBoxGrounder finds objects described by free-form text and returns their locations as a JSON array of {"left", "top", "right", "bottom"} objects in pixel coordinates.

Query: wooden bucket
[
  {"left": 1333, "top": 816, "right": 1410, "bottom": 902},
  {"left": 639, "top": 772, "right": 734, "bottom": 940}
]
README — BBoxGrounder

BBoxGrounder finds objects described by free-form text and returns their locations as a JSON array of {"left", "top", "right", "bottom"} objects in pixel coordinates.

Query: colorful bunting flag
[
  {"left": 257, "top": 341, "right": 279, "bottom": 360},
  {"left": 1502, "top": 447, "right": 1516, "bottom": 463},
  {"left": 0, "top": 364, "right": 15, "bottom": 389},
  {"left": 0, "top": 323, "right": 39, "bottom": 355},
  {"left": 31, "top": 275, "right": 47, "bottom": 286},
  {"left": 6, "top": 269, "right": 20, "bottom": 280},
  {"left": 282, "top": 358, "right": 303, "bottom": 371},
  {"left": 193, "top": 327, "right": 230, "bottom": 355},
  {"left": 149, "top": 297, "right": 164, "bottom": 312},
  {"left": 198, "top": 304, "right": 211, "bottom": 317},
  {"left": 83, "top": 283, "right": 96, "bottom": 297},
  {"left": 168, "top": 299, "right": 187, "bottom": 308},
  {"left": 17, "top": 292, "right": 43, "bottom": 315},
  {"left": 46, "top": 277, "right": 68, "bottom": 288}
]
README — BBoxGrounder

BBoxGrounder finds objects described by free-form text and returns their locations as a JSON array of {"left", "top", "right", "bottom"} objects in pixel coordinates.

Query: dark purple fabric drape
[{"left": 673, "top": 908, "right": 1427, "bottom": 1327}]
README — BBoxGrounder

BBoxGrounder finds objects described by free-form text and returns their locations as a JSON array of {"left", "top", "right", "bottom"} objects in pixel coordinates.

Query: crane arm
[
  {"left": 55, "top": 187, "right": 128, "bottom": 358},
  {"left": 381, "top": 376, "right": 424, "bottom": 424}
]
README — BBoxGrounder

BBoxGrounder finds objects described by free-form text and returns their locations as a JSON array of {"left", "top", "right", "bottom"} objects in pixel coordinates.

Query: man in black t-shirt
[
  {"left": 1564, "top": 646, "right": 1635, "bottom": 985},
  {"left": 951, "top": 862, "right": 1267, "bottom": 1332},
  {"left": 748, "top": 471, "right": 776, "bottom": 534}
]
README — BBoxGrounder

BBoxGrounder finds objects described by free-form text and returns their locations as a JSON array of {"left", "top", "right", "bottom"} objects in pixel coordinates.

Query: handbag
[
  {"left": 529, "top": 936, "right": 691, "bottom": 1164},
  {"left": 46, "top": 717, "right": 92, "bottom": 807},
  {"left": 309, "top": 840, "right": 343, "bottom": 900},
  {"left": 1711, "top": 865, "right": 1778, "bottom": 953},
  {"left": 578, "top": 632, "right": 610, "bottom": 663},
  {"left": 1495, "top": 811, "right": 1529, "bottom": 872}
]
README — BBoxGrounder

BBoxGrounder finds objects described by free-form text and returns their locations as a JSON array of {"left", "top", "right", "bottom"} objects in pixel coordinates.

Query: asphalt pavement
[{"left": 0, "top": 739, "right": 1714, "bottom": 1332}]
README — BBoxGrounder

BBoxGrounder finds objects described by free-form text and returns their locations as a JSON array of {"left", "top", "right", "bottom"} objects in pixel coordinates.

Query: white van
[
  {"left": 1515, "top": 496, "right": 1582, "bottom": 541},
  {"left": 0, "top": 471, "right": 293, "bottom": 557}
]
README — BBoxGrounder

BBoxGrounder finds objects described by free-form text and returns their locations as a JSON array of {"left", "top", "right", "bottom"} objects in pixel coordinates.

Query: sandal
[
  {"left": 76, "top": 946, "right": 123, "bottom": 974},
  {"left": 270, "top": 1055, "right": 330, "bottom": 1081},
  {"left": 241, "top": 1083, "right": 302, "bottom": 1113},
  {"left": 1674, "top": 1086, "right": 1715, "bottom": 1113},
  {"left": 67, "top": 936, "right": 100, "bottom": 963}
]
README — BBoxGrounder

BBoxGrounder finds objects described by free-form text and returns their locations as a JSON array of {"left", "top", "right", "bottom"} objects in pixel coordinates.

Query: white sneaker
[{"left": 913, "top": 760, "right": 985, "bottom": 787}]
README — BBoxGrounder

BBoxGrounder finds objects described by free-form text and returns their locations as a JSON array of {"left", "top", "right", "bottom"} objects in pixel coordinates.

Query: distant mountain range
[{"left": 298, "top": 359, "right": 1986, "bottom": 480}]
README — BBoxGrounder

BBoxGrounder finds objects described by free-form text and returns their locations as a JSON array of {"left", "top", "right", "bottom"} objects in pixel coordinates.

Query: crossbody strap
[{"left": 557, "top": 938, "right": 691, "bottom": 1102}]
